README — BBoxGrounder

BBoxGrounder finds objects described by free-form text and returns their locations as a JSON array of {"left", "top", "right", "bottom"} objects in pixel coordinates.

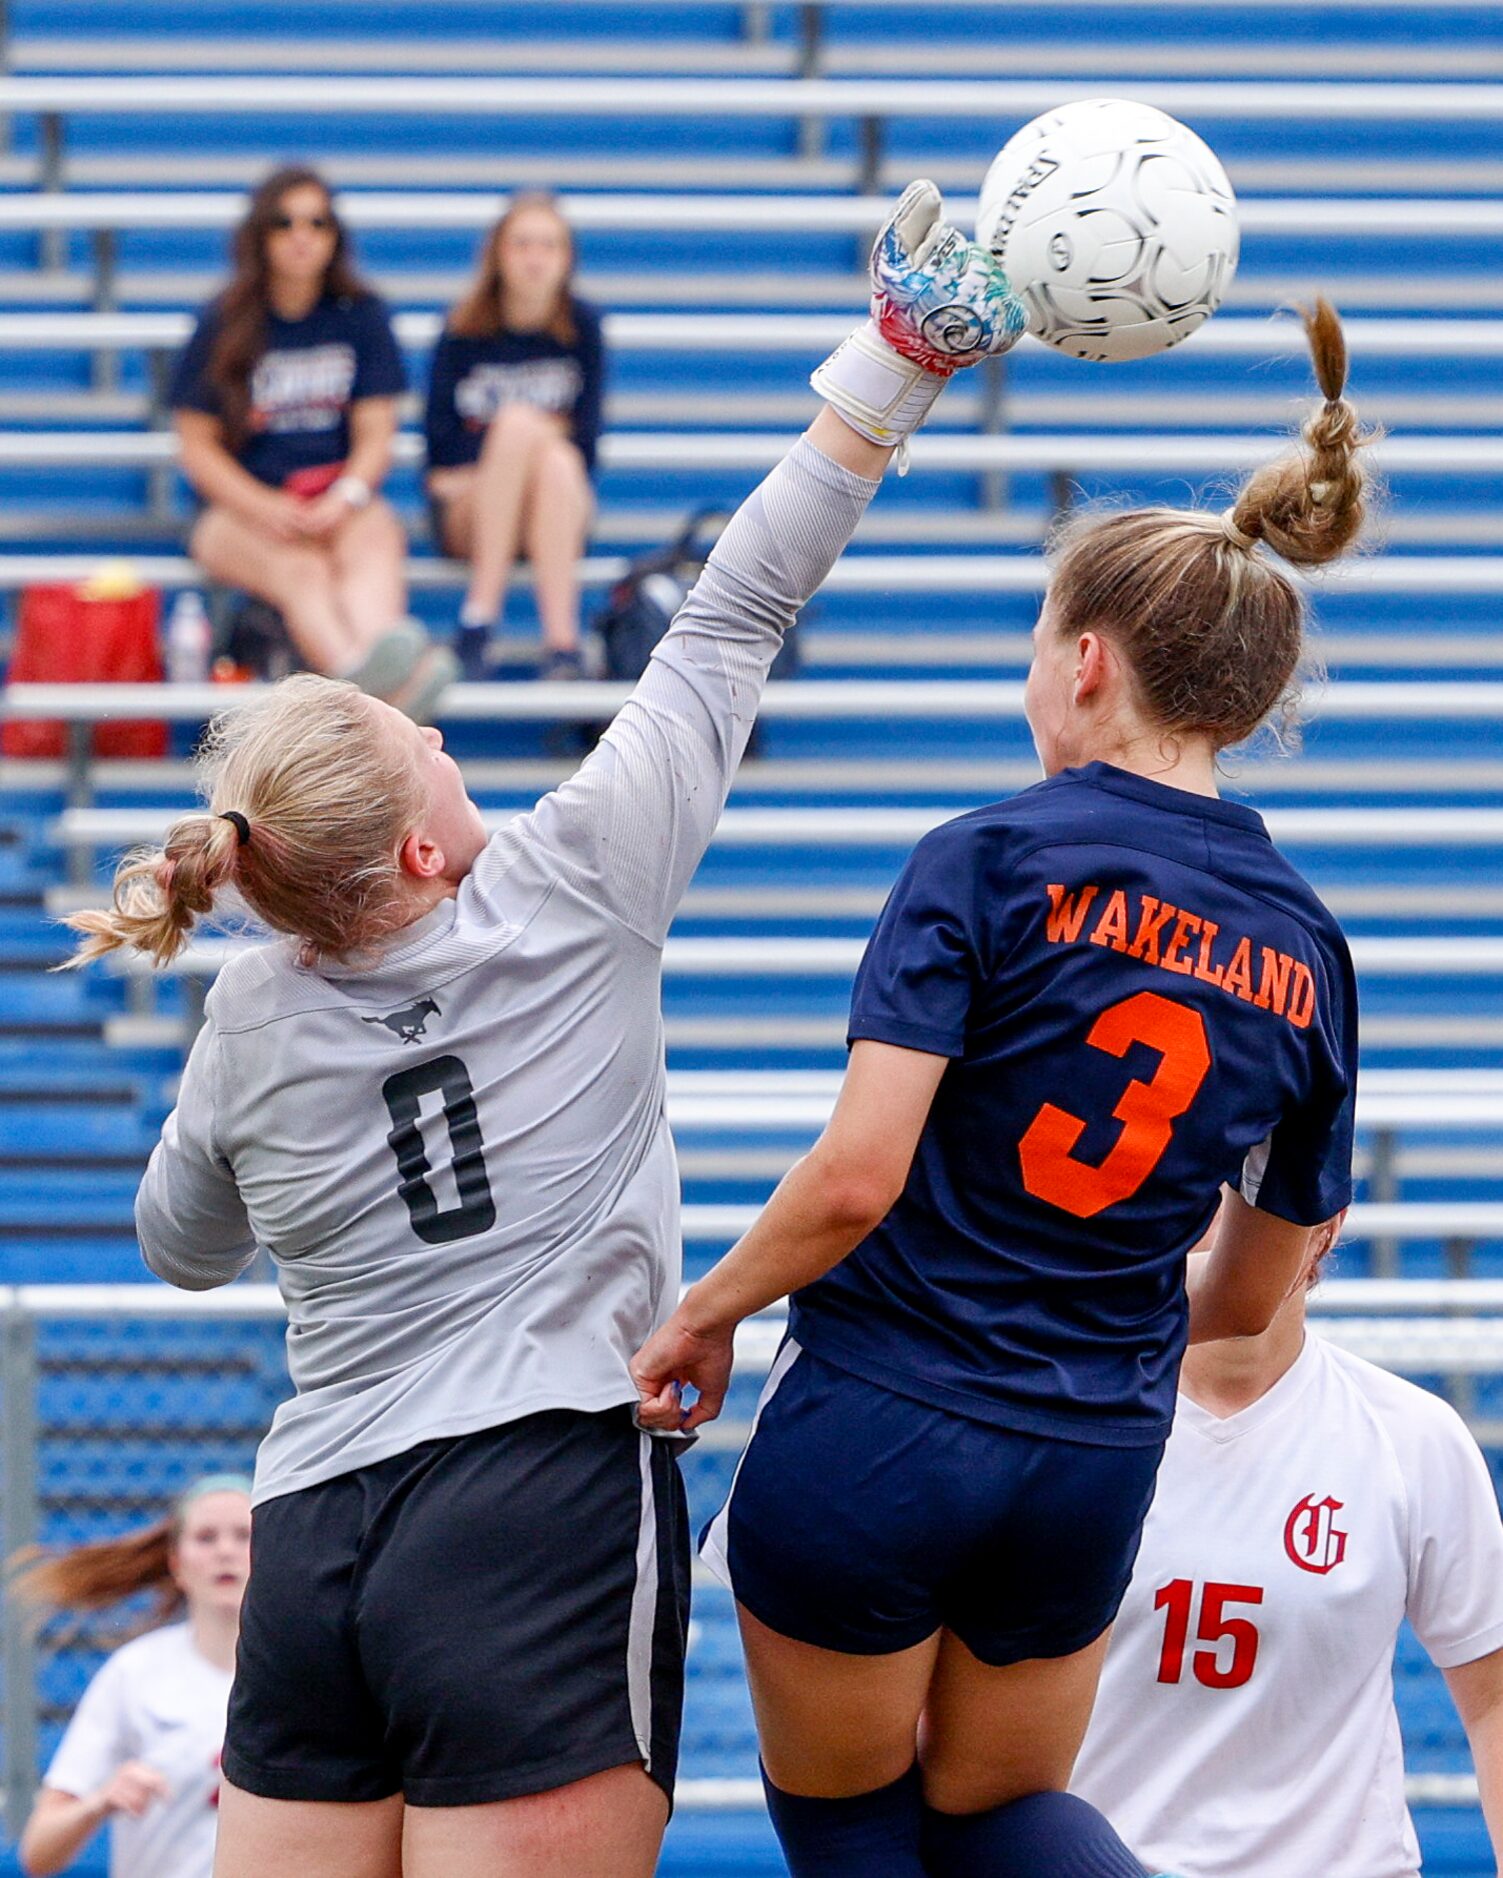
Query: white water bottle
[{"left": 164, "top": 590, "right": 212, "bottom": 684}]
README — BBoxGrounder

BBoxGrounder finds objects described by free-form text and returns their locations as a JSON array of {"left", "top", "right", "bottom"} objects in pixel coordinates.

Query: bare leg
[
  {"left": 737, "top": 1602, "right": 938, "bottom": 1797},
  {"left": 523, "top": 437, "right": 593, "bottom": 655},
  {"left": 432, "top": 470, "right": 478, "bottom": 559},
  {"left": 192, "top": 508, "right": 360, "bottom": 674},
  {"left": 402, "top": 1763, "right": 667, "bottom": 1878},
  {"left": 918, "top": 1626, "right": 1114, "bottom": 1814},
  {"left": 328, "top": 497, "right": 408, "bottom": 661},
  {"left": 212, "top": 1781, "right": 403, "bottom": 1878},
  {"left": 463, "top": 404, "right": 564, "bottom": 622}
]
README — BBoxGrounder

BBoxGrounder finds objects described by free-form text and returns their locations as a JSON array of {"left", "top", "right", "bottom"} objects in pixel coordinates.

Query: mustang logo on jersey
[
  {"left": 362, "top": 997, "right": 441, "bottom": 1045},
  {"left": 1283, "top": 1493, "right": 1348, "bottom": 1574},
  {"left": 1042, "top": 883, "right": 1317, "bottom": 1030}
]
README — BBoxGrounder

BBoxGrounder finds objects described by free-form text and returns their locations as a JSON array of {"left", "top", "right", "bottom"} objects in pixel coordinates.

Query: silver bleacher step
[
  {"left": 14, "top": 34, "right": 1499, "bottom": 81},
  {"left": 48, "top": 151, "right": 1503, "bottom": 198}
]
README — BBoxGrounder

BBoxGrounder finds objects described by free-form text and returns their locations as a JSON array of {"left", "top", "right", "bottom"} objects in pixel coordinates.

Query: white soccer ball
[{"left": 975, "top": 98, "right": 1240, "bottom": 363}]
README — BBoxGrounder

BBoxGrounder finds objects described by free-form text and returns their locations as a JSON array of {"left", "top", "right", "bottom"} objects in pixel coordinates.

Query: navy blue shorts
[
  {"left": 703, "top": 1342, "right": 1163, "bottom": 1667},
  {"left": 225, "top": 1408, "right": 689, "bottom": 1807}
]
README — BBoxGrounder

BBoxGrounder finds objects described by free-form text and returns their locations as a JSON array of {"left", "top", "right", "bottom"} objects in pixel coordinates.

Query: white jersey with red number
[{"left": 1071, "top": 1331, "right": 1503, "bottom": 1878}]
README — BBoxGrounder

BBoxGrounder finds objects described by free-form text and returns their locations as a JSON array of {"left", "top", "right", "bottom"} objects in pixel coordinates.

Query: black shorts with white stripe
[{"left": 223, "top": 1407, "right": 690, "bottom": 1808}]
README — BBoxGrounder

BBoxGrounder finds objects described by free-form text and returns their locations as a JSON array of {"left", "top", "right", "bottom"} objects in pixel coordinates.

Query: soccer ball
[{"left": 975, "top": 98, "right": 1239, "bottom": 363}]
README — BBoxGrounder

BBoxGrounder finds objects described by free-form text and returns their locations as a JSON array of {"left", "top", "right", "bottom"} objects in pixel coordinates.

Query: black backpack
[{"left": 594, "top": 506, "right": 801, "bottom": 686}]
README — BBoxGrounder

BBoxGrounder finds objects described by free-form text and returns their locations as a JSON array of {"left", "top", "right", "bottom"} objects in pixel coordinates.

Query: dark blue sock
[
  {"left": 762, "top": 1762, "right": 927, "bottom": 1877},
  {"left": 922, "top": 1790, "right": 1150, "bottom": 1878}
]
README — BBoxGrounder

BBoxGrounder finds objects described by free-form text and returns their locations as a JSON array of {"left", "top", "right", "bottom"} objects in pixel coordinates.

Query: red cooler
[{"left": 3, "top": 582, "right": 168, "bottom": 759}]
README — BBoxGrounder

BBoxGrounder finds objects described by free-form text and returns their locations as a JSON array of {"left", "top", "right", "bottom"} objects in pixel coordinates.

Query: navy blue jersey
[
  {"left": 789, "top": 762, "right": 1358, "bottom": 1450},
  {"left": 423, "top": 301, "right": 605, "bottom": 474},
  {"left": 169, "top": 292, "right": 407, "bottom": 487}
]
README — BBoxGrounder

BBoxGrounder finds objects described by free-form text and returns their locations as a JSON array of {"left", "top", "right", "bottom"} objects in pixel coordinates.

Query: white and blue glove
[{"left": 813, "top": 179, "right": 1027, "bottom": 450}]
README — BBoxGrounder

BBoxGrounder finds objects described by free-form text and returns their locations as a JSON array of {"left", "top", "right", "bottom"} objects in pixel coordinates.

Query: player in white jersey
[
  {"left": 1072, "top": 1219, "right": 1503, "bottom": 1876},
  {"left": 16, "top": 1478, "right": 251, "bottom": 1878},
  {"left": 63, "top": 184, "right": 1025, "bottom": 1878}
]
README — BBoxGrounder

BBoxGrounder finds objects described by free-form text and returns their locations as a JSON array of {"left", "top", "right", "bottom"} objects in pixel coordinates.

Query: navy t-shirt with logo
[
  {"left": 423, "top": 300, "right": 605, "bottom": 475},
  {"left": 789, "top": 762, "right": 1359, "bottom": 1450},
  {"left": 169, "top": 292, "right": 407, "bottom": 487}
]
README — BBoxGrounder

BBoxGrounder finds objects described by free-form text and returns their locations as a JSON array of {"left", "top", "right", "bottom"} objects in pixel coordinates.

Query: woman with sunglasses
[{"left": 171, "top": 166, "right": 453, "bottom": 718}]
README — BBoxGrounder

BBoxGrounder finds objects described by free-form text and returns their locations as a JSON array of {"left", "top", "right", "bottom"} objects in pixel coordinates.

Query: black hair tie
[{"left": 219, "top": 811, "right": 251, "bottom": 847}]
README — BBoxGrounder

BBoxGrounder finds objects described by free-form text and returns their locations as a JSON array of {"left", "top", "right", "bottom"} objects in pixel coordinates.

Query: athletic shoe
[
  {"left": 388, "top": 644, "right": 459, "bottom": 725},
  {"left": 456, "top": 623, "right": 491, "bottom": 682},
  {"left": 539, "top": 647, "right": 583, "bottom": 683},
  {"left": 344, "top": 621, "right": 427, "bottom": 699}
]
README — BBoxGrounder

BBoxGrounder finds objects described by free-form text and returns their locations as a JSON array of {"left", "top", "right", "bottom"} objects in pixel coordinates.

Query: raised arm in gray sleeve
[
  {"left": 135, "top": 1015, "right": 257, "bottom": 1291},
  {"left": 473, "top": 435, "right": 882, "bottom": 946}
]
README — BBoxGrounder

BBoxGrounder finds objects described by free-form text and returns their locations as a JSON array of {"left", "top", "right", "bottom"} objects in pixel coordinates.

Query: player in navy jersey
[
  {"left": 424, "top": 196, "right": 605, "bottom": 681},
  {"left": 171, "top": 166, "right": 453, "bottom": 718},
  {"left": 633, "top": 300, "right": 1370, "bottom": 1878}
]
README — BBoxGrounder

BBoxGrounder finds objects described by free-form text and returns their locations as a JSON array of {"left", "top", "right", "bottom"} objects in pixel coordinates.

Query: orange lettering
[
  {"left": 1223, "top": 937, "right": 1254, "bottom": 1002},
  {"left": 1286, "top": 961, "right": 1316, "bottom": 1029},
  {"left": 1090, "top": 890, "right": 1131, "bottom": 952},
  {"left": 1044, "top": 883, "right": 1099, "bottom": 946},
  {"left": 1128, "top": 897, "right": 1178, "bottom": 966},
  {"left": 1160, "top": 910, "right": 1201, "bottom": 976},
  {"left": 1255, "top": 946, "right": 1295, "bottom": 1016},
  {"left": 1193, "top": 920, "right": 1224, "bottom": 987}
]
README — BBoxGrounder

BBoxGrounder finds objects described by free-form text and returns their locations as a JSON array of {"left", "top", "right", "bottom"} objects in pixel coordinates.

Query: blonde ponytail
[
  {"left": 64, "top": 812, "right": 242, "bottom": 969},
  {"left": 62, "top": 674, "right": 427, "bottom": 972}
]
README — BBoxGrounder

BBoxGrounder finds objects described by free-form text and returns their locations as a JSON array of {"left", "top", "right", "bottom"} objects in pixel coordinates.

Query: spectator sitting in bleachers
[
  {"left": 171, "top": 165, "right": 453, "bottom": 718},
  {"left": 14, "top": 1476, "right": 252, "bottom": 1878},
  {"left": 424, "top": 194, "right": 604, "bottom": 682}
]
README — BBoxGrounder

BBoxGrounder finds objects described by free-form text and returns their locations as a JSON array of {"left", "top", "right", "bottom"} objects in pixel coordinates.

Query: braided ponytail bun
[
  {"left": 1225, "top": 297, "right": 1372, "bottom": 566},
  {"left": 1046, "top": 298, "right": 1374, "bottom": 753}
]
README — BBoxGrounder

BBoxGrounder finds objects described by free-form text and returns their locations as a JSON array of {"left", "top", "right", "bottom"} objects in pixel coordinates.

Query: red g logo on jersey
[{"left": 1284, "top": 1494, "right": 1348, "bottom": 1574}]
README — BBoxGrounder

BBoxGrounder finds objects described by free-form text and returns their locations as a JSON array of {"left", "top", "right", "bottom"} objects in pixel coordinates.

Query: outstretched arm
[
  {"left": 632, "top": 1040, "right": 948, "bottom": 1429},
  {"left": 499, "top": 427, "right": 884, "bottom": 946},
  {"left": 470, "top": 183, "right": 1025, "bottom": 947},
  {"left": 805, "top": 402, "right": 901, "bottom": 482}
]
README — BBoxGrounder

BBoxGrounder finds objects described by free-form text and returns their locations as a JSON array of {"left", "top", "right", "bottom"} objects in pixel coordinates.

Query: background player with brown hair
[{"left": 16, "top": 1479, "right": 252, "bottom": 1878}]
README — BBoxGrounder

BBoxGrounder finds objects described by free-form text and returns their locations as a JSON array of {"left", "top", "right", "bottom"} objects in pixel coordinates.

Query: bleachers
[{"left": 1, "top": 1, "right": 1501, "bottom": 1871}]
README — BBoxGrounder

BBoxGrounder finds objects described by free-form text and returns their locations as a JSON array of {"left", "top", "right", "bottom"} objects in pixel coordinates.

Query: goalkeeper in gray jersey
[{"left": 66, "top": 186, "right": 1025, "bottom": 1878}]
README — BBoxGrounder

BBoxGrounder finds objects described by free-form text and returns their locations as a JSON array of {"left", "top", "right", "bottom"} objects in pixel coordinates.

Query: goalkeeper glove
[{"left": 813, "top": 179, "right": 1027, "bottom": 451}]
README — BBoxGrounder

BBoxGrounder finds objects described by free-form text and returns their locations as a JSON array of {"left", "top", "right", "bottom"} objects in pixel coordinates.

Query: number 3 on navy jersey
[
  {"left": 1019, "top": 990, "right": 1212, "bottom": 1219},
  {"left": 382, "top": 1055, "right": 497, "bottom": 1245}
]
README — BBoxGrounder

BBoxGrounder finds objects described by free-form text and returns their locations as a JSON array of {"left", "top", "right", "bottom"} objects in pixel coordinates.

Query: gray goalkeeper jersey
[{"left": 135, "top": 439, "right": 879, "bottom": 1506}]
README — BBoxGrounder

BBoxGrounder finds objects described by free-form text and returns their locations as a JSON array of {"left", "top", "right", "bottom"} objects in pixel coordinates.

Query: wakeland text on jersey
[{"left": 1043, "top": 883, "right": 1317, "bottom": 1029}]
